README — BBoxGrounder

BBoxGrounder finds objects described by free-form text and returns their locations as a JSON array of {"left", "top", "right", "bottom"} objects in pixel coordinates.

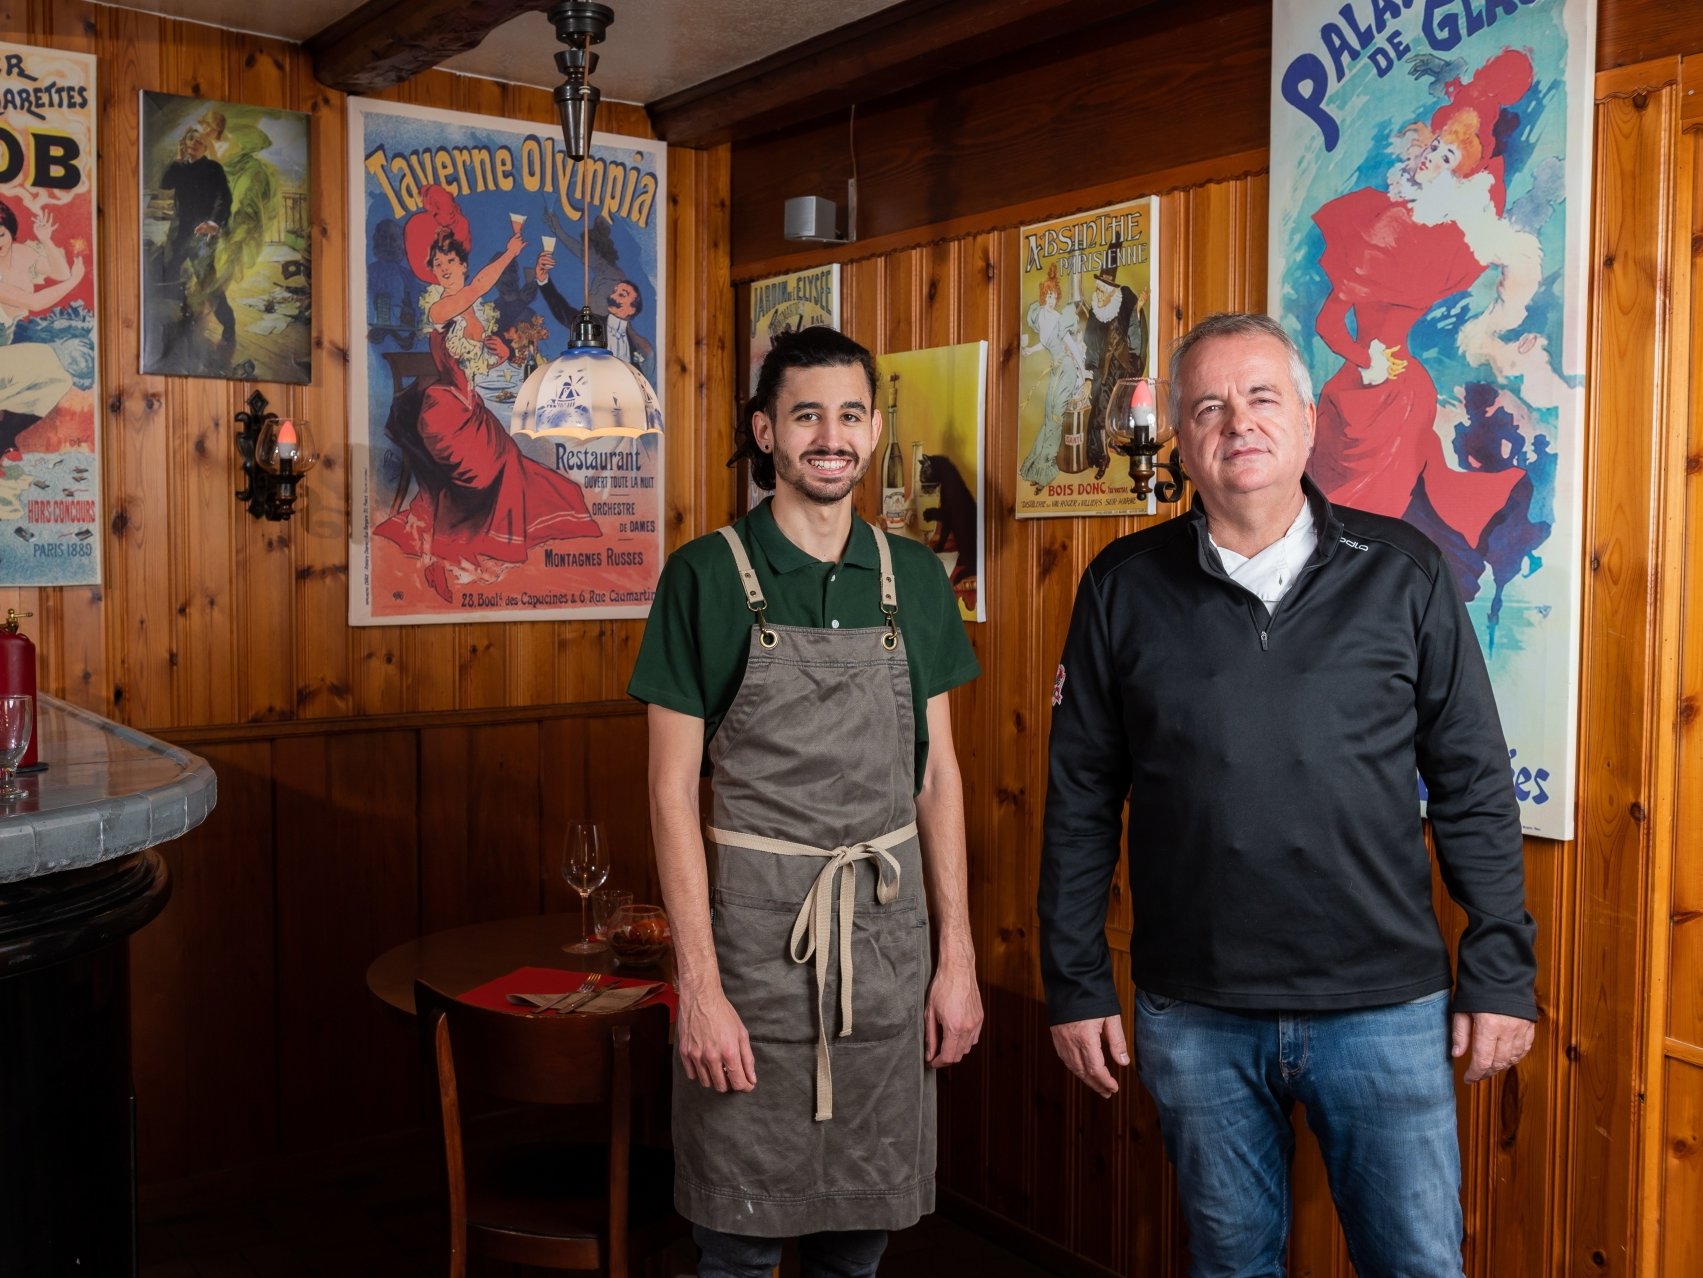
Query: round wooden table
[{"left": 366, "top": 911, "right": 672, "bottom": 1016}]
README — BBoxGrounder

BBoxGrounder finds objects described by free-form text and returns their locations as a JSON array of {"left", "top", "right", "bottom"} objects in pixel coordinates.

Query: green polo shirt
[{"left": 627, "top": 499, "right": 979, "bottom": 788}]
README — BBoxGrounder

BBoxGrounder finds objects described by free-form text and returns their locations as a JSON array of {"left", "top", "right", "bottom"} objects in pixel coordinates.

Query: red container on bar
[{"left": 0, "top": 610, "right": 38, "bottom": 769}]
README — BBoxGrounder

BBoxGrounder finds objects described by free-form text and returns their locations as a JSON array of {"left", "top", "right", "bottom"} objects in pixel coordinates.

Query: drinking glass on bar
[
  {"left": 560, "top": 821, "right": 609, "bottom": 953},
  {"left": 592, "top": 887, "right": 633, "bottom": 941},
  {"left": 0, "top": 695, "right": 32, "bottom": 801}
]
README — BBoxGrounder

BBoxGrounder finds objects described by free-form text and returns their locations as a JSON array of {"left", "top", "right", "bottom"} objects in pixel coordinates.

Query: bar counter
[{"left": 0, "top": 695, "right": 216, "bottom": 1275}]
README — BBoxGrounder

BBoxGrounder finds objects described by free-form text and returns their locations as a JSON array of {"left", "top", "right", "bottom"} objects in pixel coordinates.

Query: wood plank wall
[
  {"left": 724, "top": 62, "right": 1702, "bottom": 1278},
  {"left": 0, "top": 1, "right": 732, "bottom": 1203},
  {"left": 132, "top": 701, "right": 658, "bottom": 1201},
  {"left": 1653, "top": 51, "right": 1703, "bottom": 1278}
]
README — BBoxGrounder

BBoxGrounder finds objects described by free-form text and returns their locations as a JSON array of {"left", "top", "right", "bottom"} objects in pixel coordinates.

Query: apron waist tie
[{"left": 706, "top": 821, "right": 918, "bottom": 1122}]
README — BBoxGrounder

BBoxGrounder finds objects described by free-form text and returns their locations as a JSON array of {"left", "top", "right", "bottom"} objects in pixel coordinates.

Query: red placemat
[{"left": 459, "top": 965, "right": 677, "bottom": 1023}]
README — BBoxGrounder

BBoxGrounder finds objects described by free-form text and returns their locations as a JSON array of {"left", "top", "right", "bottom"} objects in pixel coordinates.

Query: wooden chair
[{"left": 415, "top": 980, "right": 679, "bottom": 1277}]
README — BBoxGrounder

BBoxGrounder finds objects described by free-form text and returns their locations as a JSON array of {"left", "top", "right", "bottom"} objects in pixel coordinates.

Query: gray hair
[{"left": 1166, "top": 312, "right": 1315, "bottom": 424}]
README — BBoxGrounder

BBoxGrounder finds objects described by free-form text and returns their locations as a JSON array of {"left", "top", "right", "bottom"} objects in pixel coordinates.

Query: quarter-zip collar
[
  {"left": 1184, "top": 475, "right": 1344, "bottom": 582},
  {"left": 1183, "top": 476, "right": 1345, "bottom": 650}
]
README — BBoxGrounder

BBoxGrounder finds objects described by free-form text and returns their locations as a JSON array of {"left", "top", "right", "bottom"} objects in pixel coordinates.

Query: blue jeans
[
  {"left": 693, "top": 1224, "right": 888, "bottom": 1277},
  {"left": 1134, "top": 990, "right": 1463, "bottom": 1278}
]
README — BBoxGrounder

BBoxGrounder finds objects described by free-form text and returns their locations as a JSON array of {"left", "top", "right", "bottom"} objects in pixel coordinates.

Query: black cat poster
[
  {"left": 1015, "top": 196, "right": 1157, "bottom": 518},
  {"left": 871, "top": 341, "right": 986, "bottom": 622}
]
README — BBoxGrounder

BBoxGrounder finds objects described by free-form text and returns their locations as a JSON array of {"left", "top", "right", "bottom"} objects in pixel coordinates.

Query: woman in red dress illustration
[
  {"left": 1308, "top": 50, "right": 1548, "bottom": 616},
  {"left": 375, "top": 185, "right": 598, "bottom": 603}
]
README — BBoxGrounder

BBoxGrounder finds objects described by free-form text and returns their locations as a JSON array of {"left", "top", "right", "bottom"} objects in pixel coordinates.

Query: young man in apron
[{"left": 629, "top": 326, "right": 983, "bottom": 1277}]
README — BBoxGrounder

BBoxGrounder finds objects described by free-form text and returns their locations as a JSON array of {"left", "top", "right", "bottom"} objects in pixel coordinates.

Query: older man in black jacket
[{"left": 1038, "top": 311, "right": 1536, "bottom": 1278}]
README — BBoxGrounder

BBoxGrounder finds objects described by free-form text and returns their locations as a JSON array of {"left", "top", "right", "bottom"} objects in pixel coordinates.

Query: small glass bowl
[{"left": 606, "top": 904, "right": 670, "bottom": 967}]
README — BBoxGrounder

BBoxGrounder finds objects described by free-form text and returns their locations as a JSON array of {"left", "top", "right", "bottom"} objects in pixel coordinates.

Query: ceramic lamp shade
[{"left": 512, "top": 346, "right": 664, "bottom": 438}]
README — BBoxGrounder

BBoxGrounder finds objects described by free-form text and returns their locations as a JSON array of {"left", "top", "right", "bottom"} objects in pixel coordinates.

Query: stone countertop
[{"left": 0, "top": 696, "right": 217, "bottom": 884}]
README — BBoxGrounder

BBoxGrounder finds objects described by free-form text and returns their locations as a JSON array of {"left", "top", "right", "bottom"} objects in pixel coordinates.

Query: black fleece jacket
[{"left": 1038, "top": 479, "right": 1538, "bottom": 1025}]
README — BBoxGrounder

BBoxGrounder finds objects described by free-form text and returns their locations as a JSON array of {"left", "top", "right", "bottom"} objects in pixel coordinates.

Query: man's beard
[{"left": 775, "top": 449, "right": 869, "bottom": 504}]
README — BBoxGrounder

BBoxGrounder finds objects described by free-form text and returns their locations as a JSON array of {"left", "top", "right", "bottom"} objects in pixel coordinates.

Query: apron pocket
[{"left": 714, "top": 888, "right": 923, "bottom": 1046}]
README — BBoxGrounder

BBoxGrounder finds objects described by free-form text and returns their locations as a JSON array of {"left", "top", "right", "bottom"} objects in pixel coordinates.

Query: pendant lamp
[{"left": 513, "top": 1, "right": 665, "bottom": 441}]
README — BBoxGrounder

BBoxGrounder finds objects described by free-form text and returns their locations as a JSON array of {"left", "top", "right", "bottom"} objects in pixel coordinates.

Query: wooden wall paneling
[
  {"left": 47, "top": 582, "right": 106, "bottom": 712},
  {"left": 233, "top": 502, "right": 298, "bottom": 724},
  {"left": 167, "top": 31, "right": 250, "bottom": 728},
  {"left": 1020, "top": 464, "right": 1075, "bottom": 1270},
  {"left": 418, "top": 720, "right": 544, "bottom": 933},
  {"left": 1564, "top": 62, "right": 1683, "bottom": 1278},
  {"left": 1660, "top": 1059, "right": 1703, "bottom": 1278},
  {"left": 934, "top": 235, "right": 989, "bottom": 1205},
  {"left": 130, "top": 741, "right": 277, "bottom": 1187},
  {"left": 581, "top": 708, "right": 659, "bottom": 903},
  {"left": 728, "top": 0, "right": 1275, "bottom": 267},
  {"left": 273, "top": 729, "right": 420, "bottom": 1155},
  {"left": 1648, "top": 52, "right": 1703, "bottom": 1278},
  {"left": 353, "top": 623, "right": 407, "bottom": 715},
  {"left": 1180, "top": 179, "right": 1243, "bottom": 328},
  {"left": 538, "top": 714, "right": 592, "bottom": 913},
  {"left": 347, "top": 16, "right": 409, "bottom": 734},
  {"left": 295, "top": 56, "right": 356, "bottom": 722},
  {"left": 882, "top": 249, "right": 919, "bottom": 360},
  {"left": 1599, "top": 0, "right": 1703, "bottom": 71},
  {"left": 504, "top": 619, "right": 563, "bottom": 709},
  {"left": 1241, "top": 174, "right": 1270, "bottom": 315},
  {"left": 101, "top": 5, "right": 177, "bottom": 728},
  {"left": 1465, "top": 832, "right": 1563, "bottom": 1278},
  {"left": 1670, "top": 61, "right": 1703, "bottom": 1057}
]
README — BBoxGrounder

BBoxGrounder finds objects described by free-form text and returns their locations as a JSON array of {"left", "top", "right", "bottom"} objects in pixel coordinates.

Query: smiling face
[
  {"left": 752, "top": 363, "right": 882, "bottom": 508},
  {"left": 607, "top": 280, "right": 640, "bottom": 319},
  {"left": 1174, "top": 332, "right": 1315, "bottom": 514},
  {"left": 428, "top": 240, "right": 468, "bottom": 291}
]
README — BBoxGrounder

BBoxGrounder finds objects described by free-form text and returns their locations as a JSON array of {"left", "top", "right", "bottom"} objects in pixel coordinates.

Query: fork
[{"left": 533, "top": 973, "right": 600, "bottom": 1016}]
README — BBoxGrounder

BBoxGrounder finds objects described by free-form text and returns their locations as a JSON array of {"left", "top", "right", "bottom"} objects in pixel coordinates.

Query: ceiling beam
[
  {"left": 308, "top": 0, "right": 553, "bottom": 96},
  {"left": 647, "top": 0, "right": 1166, "bottom": 148}
]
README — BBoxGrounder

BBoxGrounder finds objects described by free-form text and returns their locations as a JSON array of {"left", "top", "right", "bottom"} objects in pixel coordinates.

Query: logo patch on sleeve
[{"left": 1052, "top": 663, "right": 1067, "bottom": 707}]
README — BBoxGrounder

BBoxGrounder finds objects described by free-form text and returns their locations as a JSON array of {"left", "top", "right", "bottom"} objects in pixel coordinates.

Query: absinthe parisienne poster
[{"left": 348, "top": 98, "right": 665, "bottom": 625}]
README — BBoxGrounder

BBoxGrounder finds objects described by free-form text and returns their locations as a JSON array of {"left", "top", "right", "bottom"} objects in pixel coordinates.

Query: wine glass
[
  {"left": 560, "top": 821, "right": 609, "bottom": 954},
  {"left": 0, "top": 695, "right": 32, "bottom": 801}
]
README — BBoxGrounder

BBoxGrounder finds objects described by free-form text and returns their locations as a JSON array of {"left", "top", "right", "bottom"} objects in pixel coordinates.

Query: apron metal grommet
[
  {"left": 882, "top": 630, "right": 897, "bottom": 651},
  {"left": 760, "top": 628, "right": 779, "bottom": 649}
]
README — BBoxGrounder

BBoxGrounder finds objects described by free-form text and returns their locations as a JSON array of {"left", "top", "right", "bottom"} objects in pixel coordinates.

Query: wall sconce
[
  {"left": 1107, "top": 376, "right": 1186, "bottom": 503},
  {"left": 235, "top": 390, "right": 319, "bottom": 521}
]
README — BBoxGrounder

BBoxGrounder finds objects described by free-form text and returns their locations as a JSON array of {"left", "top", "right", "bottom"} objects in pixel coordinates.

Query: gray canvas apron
[{"left": 673, "top": 524, "right": 935, "bottom": 1236}]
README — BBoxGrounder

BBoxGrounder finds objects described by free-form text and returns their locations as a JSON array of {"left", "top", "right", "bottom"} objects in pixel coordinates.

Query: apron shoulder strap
[
  {"left": 871, "top": 523, "right": 898, "bottom": 616},
  {"left": 717, "top": 526, "right": 767, "bottom": 611}
]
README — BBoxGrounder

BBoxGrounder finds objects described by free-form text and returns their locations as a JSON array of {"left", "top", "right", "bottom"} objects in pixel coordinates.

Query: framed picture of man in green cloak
[{"left": 138, "top": 92, "right": 312, "bottom": 383}]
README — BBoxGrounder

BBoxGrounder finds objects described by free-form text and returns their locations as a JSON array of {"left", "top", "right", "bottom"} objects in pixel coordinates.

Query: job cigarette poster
[{"left": 0, "top": 41, "right": 99, "bottom": 587}]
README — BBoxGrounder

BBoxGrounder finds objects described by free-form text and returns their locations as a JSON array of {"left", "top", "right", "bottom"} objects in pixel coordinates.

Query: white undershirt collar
[{"left": 1209, "top": 499, "right": 1318, "bottom": 607}]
